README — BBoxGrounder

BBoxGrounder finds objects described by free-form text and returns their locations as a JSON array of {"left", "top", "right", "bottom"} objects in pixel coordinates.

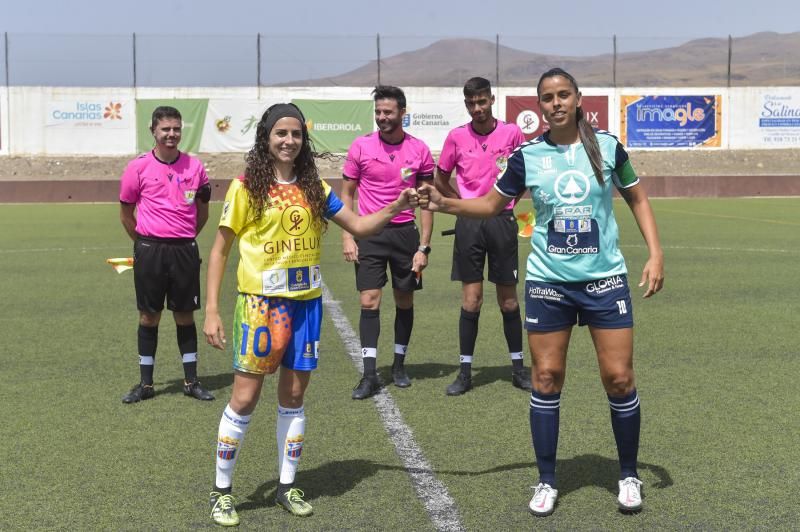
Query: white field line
[
  {"left": 0, "top": 245, "right": 130, "bottom": 254},
  {"left": 322, "top": 283, "right": 465, "bottom": 532},
  {"left": 620, "top": 244, "right": 797, "bottom": 254}
]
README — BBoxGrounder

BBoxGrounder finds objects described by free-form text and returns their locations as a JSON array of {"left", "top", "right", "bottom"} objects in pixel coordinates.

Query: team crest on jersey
[
  {"left": 184, "top": 190, "right": 196, "bottom": 204},
  {"left": 495, "top": 156, "right": 508, "bottom": 178},
  {"left": 281, "top": 206, "right": 310, "bottom": 236},
  {"left": 286, "top": 435, "right": 304, "bottom": 459},
  {"left": 400, "top": 167, "right": 413, "bottom": 181},
  {"left": 217, "top": 436, "right": 240, "bottom": 460}
]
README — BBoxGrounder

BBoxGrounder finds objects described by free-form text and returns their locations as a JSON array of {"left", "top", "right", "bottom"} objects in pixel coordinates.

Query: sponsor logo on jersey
[
  {"left": 528, "top": 286, "right": 564, "bottom": 301},
  {"left": 262, "top": 269, "right": 288, "bottom": 295},
  {"left": 288, "top": 266, "right": 310, "bottom": 292},
  {"left": 554, "top": 170, "right": 590, "bottom": 205},
  {"left": 310, "top": 265, "right": 322, "bottom": 288},
  {"left": 585, "top": 275, "right": 625, "bottom": 294}
]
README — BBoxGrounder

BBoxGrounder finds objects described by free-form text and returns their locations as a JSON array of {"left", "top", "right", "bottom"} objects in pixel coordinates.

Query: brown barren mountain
[{"left": 284, "top": 32, "right": 800, "bottom": 87}]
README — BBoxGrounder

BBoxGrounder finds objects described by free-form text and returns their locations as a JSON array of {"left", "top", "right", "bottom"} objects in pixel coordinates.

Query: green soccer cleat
[
  {"left": 210, "top": 491, "right": 239, "bottom": 526},
  {"left": 276, "top": 487, "right": 313, "bottom": 517}
]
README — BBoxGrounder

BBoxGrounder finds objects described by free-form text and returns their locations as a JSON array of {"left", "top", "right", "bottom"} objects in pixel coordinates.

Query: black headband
[{"left": 261, "top": 103, "right": 306, "bottom": 135}]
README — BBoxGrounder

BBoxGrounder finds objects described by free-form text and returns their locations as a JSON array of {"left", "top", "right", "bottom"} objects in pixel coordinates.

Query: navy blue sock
[
  {"left": 530, "top": 390, "right": 561, "bottom": 487},
  {"left": 609, "top": 389, "right": 641, "bottom": 480}
]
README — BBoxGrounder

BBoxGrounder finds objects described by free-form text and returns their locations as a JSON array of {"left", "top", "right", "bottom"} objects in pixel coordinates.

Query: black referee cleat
[
  {"left": 122, "top": 382, "right": 155, "bottom": 404},
  {"left": 511, "top": 368, "right": 533, "bottom": 391},
  {"left": 184, "top": 380, "right": 215, "bottom": 401},
  {"left": 352, "top": 375, "right": 381, "bottom": 400},
  {"left": 446, "top": 372, "right": 472, "bottom": 396},
  {"left": 391, "top": 364, "right": 412, "bottom": 388}
]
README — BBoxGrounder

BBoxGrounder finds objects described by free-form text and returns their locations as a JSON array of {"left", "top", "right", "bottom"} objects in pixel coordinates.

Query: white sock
[
  {"left": 276, "top": 404, "right": 306, "bottom": 485},
  {"left": 215, "top": 404, "right": 251, "bottom": 489}
]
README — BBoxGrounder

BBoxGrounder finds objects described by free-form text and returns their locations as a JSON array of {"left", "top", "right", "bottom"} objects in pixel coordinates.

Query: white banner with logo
[
  {"left": 199, "top": 99, "right": 281, "bottom": 152},
  {"left": 401, "top": 101, "right": 471, "bottom": 153},
  {"left": 8, "top": 87, "right": 135, "bottom": 155},
  {"left": 729, "top": 87, "right": 800, "bottom": 148},
  {"left": 0, "top": 86, "right": 8, "bottom": 155}
]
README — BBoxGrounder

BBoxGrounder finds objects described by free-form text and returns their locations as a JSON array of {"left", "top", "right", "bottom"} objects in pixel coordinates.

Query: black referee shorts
[
  {"left": 451, "top": 211, "right": 519, "bottom": 285},
  {"left": 354, "top": 222, "right": 421, "bottom": 292},
  {"left": 133, "top": 236, "right": 201, "bottom": 313}
]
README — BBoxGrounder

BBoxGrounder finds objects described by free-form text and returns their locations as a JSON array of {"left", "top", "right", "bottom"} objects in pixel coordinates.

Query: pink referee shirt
[
  {"left": 343, "top": 132, "right": 434, "bottom": 224},
  {"left": 119, "top": 151, "right": 209, "bottom": 238},
  {"left": 437, "top": 120, "right": 525, "bottom": 209}
]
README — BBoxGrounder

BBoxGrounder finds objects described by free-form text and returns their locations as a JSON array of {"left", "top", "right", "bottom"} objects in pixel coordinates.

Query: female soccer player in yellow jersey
[{"left": 203, "top": 103, "right": 418, "bottom": 526}]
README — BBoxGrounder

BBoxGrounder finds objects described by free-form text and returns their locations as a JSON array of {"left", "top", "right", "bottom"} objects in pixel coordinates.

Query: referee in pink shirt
[
  {"left": 435, "top": 77, "right": 531, "bottom": 395},
  {"left": 341, "top": 86, "right": 435, "bottom": 399},
  {"left": 119, "top": 106, "right": 214, "bottom": 403}
]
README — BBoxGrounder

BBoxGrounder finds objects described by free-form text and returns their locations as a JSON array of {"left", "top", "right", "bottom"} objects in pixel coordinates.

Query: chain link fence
[{"left": 1, "top": 32, "right": 797, "bottom": 87}]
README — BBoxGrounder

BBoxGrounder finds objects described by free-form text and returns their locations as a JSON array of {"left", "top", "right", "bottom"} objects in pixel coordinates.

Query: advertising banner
[
  {"left": 729, "top": 88, "right": 800, "bottom": 148},
  {"left": 136, "top": 99, "right": 208, "bottom": 153},
  {"left": 45, "top": 98, "right": 131, "bottom": 129},
  {"left": 21, "top": 88, "right": 136, "bottom": 154},
  {"left": 505, "top": 96, "right": 609, "bottom": 140},
  {"left": 401, "top": 101, "right": 469, "bottom": 152},
  {"left": 620, "top": 95, "right": 721, "bottom": 148},
  {"left": 199, "top": 99, "right": 282, "bottom": 152},
  {"left": 292, "top": 99, "right": 373, "bottom": 153}
]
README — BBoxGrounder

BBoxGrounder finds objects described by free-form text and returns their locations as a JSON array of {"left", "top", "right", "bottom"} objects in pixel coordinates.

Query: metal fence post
[
  {"left": 132, "top": 32, "right": 137, "bottom": 94},
  {"left": 376, "top": 33, "right": 381, "bottom": 86},
  {"left": 612, "top": 34, "right": 617, "bottom": 88},
  {"left": 727, "top": 35, "right": 732, "bottom": 88},
  {"left": 257, "top": 32, "right": 261, "bottom": 98}
]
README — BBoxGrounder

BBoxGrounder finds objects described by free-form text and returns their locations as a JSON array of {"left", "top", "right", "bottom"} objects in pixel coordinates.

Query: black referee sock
[
  {"left": 177, "top": 323, "right": 198, "bottom": 382},
  {"left": 394, "top": 306, "right": 414, "bottom": 348},
  {"left": 137, "top": 325, "right": 158, "bottom": 386},
  {"left": 359, "top": 309, "right": 380, "bottom": 376},
  {"left": 459, "top": 308, "right": 480, "bottom": 360},
  {"left": 502, "top": 307, "right": 523, "bottom": 354}
]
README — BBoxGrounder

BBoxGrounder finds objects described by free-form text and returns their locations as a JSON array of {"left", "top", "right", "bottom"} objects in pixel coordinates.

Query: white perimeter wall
[{"left": 3, "top": 86, "right": 799, "bottom": 155}]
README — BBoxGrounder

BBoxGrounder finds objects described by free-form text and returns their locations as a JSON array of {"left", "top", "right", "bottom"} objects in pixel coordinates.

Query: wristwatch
[{"left": 418, "top": 245, "right": 431, "bottom": 255}]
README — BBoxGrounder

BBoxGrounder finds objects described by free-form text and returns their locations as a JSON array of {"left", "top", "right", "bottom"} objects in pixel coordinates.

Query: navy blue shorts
[{"left": 524, "top": 275, "right": 634, "bottom": 331}]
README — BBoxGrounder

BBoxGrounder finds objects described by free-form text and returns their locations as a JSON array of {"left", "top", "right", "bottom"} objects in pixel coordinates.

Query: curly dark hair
[{"left": 243, "top": 104, "right": 328, "bottom": 231}]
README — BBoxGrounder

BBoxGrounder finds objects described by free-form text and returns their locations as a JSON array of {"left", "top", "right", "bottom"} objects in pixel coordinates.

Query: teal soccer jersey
[{"left": 495, "top": 131, "right": 639, "bottom": 283}]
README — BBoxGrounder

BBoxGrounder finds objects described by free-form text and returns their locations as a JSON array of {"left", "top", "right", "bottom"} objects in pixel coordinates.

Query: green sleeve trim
[{"left": 616, "top": 160, "right": 638, "bottom": 188}]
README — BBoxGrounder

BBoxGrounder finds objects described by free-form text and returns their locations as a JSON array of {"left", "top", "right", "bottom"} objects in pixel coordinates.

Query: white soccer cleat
[
  {"left": 617, "top": 477, "right": 643, "bottom": 512},
  {"left": 529, "top": 482, "right": 558, "bottom": 516}
]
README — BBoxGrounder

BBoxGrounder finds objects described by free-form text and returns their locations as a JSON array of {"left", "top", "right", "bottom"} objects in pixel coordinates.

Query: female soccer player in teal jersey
[{"left": 418, "top": 68, "right": 663, "bottom": 516}]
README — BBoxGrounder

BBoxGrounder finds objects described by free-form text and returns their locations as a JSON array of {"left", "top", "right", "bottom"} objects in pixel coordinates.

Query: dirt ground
[{"left": 0, "top": 149, "right": 798, "bottom": 180}]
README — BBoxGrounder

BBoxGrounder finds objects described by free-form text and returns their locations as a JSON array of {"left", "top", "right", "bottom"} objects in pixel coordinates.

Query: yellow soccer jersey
[{"left": 220, "top": 177, "right": 340, "bottom": 299}]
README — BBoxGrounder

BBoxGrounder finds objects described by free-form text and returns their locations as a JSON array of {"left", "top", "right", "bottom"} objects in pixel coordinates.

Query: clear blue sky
[{"left": 2, "top": 0, "right": 798, "bottom": 85}]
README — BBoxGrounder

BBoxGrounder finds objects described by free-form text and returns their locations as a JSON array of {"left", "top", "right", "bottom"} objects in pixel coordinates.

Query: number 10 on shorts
[
  {"left": 616, "top": 300, "right": 628, "bottom": 314},
  {"left": 240, "top": 323, "right": 272, "bottom": 357}
]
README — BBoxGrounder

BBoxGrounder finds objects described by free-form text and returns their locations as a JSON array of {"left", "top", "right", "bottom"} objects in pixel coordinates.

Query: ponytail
[{"left": 576, "top": 108, "right": 604, "bottom": 185}]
